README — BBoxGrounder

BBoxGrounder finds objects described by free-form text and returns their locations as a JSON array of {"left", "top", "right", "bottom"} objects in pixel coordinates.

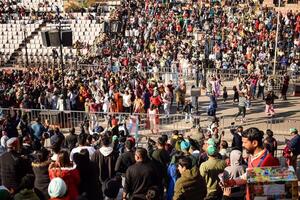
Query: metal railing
[
  {"left": 0, "top": 108, "right": 194, "bottom": 134},
  {"left": 266, "top": 117, "right": 300, "bottom": 134},
  {"left": 1, "top": 107, "right": 299, "bottom": 135}
]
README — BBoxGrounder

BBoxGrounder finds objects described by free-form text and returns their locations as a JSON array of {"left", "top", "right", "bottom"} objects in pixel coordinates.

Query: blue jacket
[
  {"left": 289, "top": 134, "right": 300, "bottom": 155},
  {"left": 31, "top": 123, "right": 46, "bottom": 140},
  {"left": 166, "top": 163, "right": 178, "bottom": 200}
]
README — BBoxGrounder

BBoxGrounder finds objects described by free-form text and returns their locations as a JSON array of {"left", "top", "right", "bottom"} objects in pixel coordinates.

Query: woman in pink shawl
[{"left": 211, "top": 77, "right": 221, "bottom": 97}]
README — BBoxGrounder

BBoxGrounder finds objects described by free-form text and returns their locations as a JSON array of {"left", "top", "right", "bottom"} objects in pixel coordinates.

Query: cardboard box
[{"left": 247, "top": 167, "right": 298, "bottom": 200}]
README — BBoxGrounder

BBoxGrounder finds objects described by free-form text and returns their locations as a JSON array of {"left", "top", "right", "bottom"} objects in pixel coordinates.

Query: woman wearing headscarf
[{"left": 223, "top": 149, "right": 246, "bottom": 199}]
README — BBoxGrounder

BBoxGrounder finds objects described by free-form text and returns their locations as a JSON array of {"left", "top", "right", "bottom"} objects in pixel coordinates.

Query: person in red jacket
[
  {"left": 242, "top": 127, "right": 279, "bottom": 168},
  {"left": 49, "top": 150, "right": 80, "bottom": 200},
  {"left": 224, "top": 127, "right": 279, "bottom": 200}
]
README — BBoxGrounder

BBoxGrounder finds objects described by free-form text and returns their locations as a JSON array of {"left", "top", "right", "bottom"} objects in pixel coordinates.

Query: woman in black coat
[{"left": 73, "top": 149, "right": 102, "bottom": 200}]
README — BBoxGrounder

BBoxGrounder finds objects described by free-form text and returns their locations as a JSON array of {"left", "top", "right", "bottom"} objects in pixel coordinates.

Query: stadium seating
[
  {"left": 0, "top": 0, "right": 119, "bottom": 67},
  {"left": 0, "top": 19, "right": 44, "bottom": 66},
  {"left": 16, "top": 16, "right": 106, "bottom": 66}
]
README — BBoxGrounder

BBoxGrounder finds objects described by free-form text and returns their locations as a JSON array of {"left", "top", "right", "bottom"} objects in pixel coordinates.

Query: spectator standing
[
  {"left": 256, "top": 76, "right": 265, "bottom": 100},
  {"left": 263, "top": 129, "right": 278, "bottom": 157},
  {"left": 49, "top": 150, "right": 80, "bottom": 200},
  {"left": 223, "top": 149, "right": 246, "bottom": 199},
  {"left": 70, "top": 133, "right": 95, "bottom": 161},
  {"left": 14, "top": 174, "right": 39, "bottom": 200},
  {"left": 173, "top": 156, "right": 207, "bottom": 200},
  {"left": 3, "top": 114, "right": 19, "bottom": 138},
  {"left": 91, "top": 136, "right": 119, "bottom": 185},
  {"left": 64, "top": 128, "right": 78, "bottom": 151},
  {"left": 0, "top": 137, "right": 31, "bottom": 193},
  {"left": 265, "top": 91, "right": 277, "bottom": 117},
  {"left": 230, "top": 126, "right": 243, "bottom": 151},
  {"left": 233, "top": 128, "right": 280, "bottom": 200},
  {"left": 115, "top": 140, "right": 135, "bottom": 187},
  {"left": 151, "top": 137, "right": 170, "bottom": 188},
  {"left": 287, "top": 128, "right": 300, "bottom": 171},
  {"left": 242, "top": 128, "right": 279, "bottom": 168},
  {"left": 47, "top": 177, "right": 68, "bottom": 200},
  {"left": 234, "top": 92, "right": 247, "bottom": 122},
  {"left": 0, "top": 135, "right": 8, "bottom": 156},
  {"left": 73, "top": 149, "right": 102, "bottom": 200},
  {"left": 123, "top": 147, "right": 160, "bottom": 200},
  {"left": 32, "top": 148, "right": 51, "bottom": 200},
  {"left": 31, "top": 117, "right": 46, "bottom": 141},
  {"left": 200, "top": 141, "right": 226, "bottom": 199}
]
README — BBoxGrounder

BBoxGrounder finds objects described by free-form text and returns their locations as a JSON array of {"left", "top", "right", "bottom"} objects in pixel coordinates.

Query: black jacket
[
  {"left": 91, "top": 147, "right": 119, "bottom": 183},
  {"left": 0, "top": 151, "right": 30, "bottom": 192},
  {"left": 124, "top": 160, "right": 160, "bottom": 199},
  {"left": 64, "top": 133, "right": 78, "bottom": 150},
  {"left": 231, "top": 131, "right": 243, "bottom": 151},
  {"left": 115, "top": 150, "right": 135, "bottom": 174},
  {"left": 77, "top": 159, "right": 102, "bottom": 200}
]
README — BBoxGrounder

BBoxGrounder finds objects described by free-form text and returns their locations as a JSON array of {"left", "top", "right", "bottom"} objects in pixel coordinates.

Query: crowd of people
[
  {"left": 0, "top": 0, "right": 103, "bottom": 23},
  {"left": 0, "top": 0, "right": 299, "bottom": 115},
  {"left": 0, "top": 0, "right": 300, "bottom": 199},
  {"left": 0, "top": 111, "right": 299, "bottom": 200}
]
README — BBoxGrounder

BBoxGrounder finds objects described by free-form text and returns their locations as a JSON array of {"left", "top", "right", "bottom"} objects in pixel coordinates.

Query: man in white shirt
[
  {"left": 122, "top": 90, "right": 132, "bottom": 113},
  {"left": 70, "top": 133, "right": 95, "bottom": 161}
]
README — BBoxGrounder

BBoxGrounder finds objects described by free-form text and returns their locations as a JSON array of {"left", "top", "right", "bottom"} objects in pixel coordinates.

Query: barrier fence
[
  {"left": 0, "top": 108, "right": 195, "bottom": 135},
  {"left": 0, "top": 107, "right": 298, "bottom": 136}
]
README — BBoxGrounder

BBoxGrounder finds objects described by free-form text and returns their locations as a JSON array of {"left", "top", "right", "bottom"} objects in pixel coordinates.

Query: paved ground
[
  {"left": 139, "top": 79, "right": 300, "bottom": 140},
  {"left": 134, "top": 79, "right": 300, "bottom": 175}
]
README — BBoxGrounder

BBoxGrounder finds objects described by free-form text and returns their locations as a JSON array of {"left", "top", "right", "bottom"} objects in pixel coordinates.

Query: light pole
[
  {"left": 273, "top": 0, "right": 281, "bottom": 76},
  {"left": 55, "top": 6, "right": 66, "bottom": 106},
  {"left": 109, "top": 20, "right": 113, "bottom": 71},
  {"left": 196, "top": 63, "right": 199, "bottom": 113}
]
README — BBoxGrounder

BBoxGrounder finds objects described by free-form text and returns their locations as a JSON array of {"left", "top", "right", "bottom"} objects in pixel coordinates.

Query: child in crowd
[
  {"left": 223, "top": 86, "right": 228, "bottom": 102},
  {"left": 233, "top": 86, "right": 239, "bottom": 103},
  {"left": 183, "top": 100, "right": 193, "bottom": 123}
]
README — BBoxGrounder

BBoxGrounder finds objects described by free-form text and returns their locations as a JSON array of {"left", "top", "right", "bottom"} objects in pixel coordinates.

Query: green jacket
[
  {"left": 173, "top": 167, "right": 207, "bottom": 200},
  {"left": 14, "top": 189, "right": 40, "bottom": 200},
  {"left": 199, "top": 157, "right": 227, "bottom": 196}
]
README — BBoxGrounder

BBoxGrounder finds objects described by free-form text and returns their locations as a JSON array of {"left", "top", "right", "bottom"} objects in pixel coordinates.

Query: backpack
[{"left": 102, "top": 176, "right": 122, "bottom": 198}]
